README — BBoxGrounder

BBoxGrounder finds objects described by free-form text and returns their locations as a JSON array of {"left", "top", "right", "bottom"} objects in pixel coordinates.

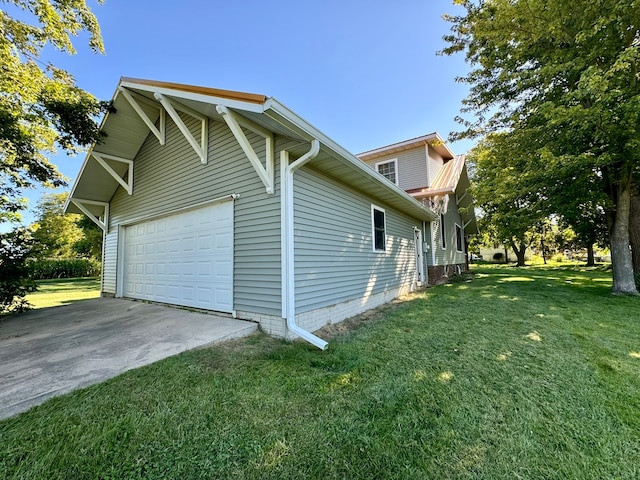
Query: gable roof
[
  {"left": 65, "top": 77, "right": 436, "bottom": 222},
  {"left": 357, "top": 132, "right": 455, "bottom": 162}
]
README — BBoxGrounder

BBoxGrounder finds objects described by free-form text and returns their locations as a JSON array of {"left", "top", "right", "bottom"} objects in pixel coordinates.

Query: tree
[
  {"left": 31, "top": 192, "right": 83, "bottom": 257},
  {"left": 0, "top": 228, "right": 37, "bottom": 314},
  {"left": 1, "top": 0, "right": 107, "bottom": 312},
  {"left": 442, "top": 0, "right": 640, "bottom": 294},
  {"left": 73, "top": 214, "right": 103, "bottom": 259},
  {"left": 1, "top": 0, "right": 109, "bottom": 218},
  {"left": 467, "top": 132, "right": 546, "bottom": 266}
]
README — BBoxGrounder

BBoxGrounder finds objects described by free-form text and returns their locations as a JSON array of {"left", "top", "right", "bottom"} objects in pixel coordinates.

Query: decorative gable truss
[
  {"left": 217, "top": 105, "right": 274, "bottom": 195},
  {"left": 69, "top": 198, "right": 109, "bottom": 232},
  {"left": 456, "top": 191, "right": 474, "bottom": 230},
  {"left": 118, "top": 88, "right": 274, "bottom": 195},
  {"left": 118, "top": 87, "right": 166, "bottom": 146},
  {"left": 154, "top": 92, "right": 209, "bottom": 164},
  {"left": 71, "top": 154, "right": 132, "bottom": 232}
]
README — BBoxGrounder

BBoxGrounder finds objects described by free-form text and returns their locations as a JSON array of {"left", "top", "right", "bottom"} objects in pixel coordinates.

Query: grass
[
  {"left": 1, "top": 264, "right": 639, "bottom": 479},
  {"left": 25, "top": 277, "right": 101, "bottom": 308}
]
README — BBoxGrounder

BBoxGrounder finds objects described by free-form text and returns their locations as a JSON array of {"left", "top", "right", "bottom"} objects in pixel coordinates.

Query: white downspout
[{"left": 281, "top": 139, "right": 328, "bottom": 350}]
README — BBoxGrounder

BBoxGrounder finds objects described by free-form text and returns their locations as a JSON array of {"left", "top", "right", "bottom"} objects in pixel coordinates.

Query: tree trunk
[
  {"left": 540, "top": 235, "right": 547, "bottom": 264},
  {"left": 586, "top": 244, "right": 595, "bottom": 266},
  {"left": 629, "top": 183, "right": 640, "bottom": 278},
  {"left": 517, "top": 244, "right": 526, "bottom": 266},
  {"left": 511, "top": 243, "right": 526, "bottom": 267},
  {"left": 609, "top": 182, "right": 638, "bottom": 294}
]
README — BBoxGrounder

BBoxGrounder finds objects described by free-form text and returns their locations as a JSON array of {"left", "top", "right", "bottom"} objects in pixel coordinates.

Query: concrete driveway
[{"left": 0, "top": 298, "right": 258, "bottom": 420}]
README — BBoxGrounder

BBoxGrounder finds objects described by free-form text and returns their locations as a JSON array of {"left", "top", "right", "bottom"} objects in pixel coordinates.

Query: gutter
[{"left": 281, "top": 139, "right": 328, "bottom": 350}]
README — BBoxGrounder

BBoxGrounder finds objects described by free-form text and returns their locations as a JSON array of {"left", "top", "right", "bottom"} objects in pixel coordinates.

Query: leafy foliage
[
  {"left": 467, "top": 132, "right": 545, "bottom": 265},
  {"left": 73, "top": 214, "right": 103, "bottom": 259},
  {"left": 27, "top": 257, "right": 101, "bottom": 279},
  {"left": 442, "top": 0, "right": 640, "bottom": 293},
  {"left": 0, "top": 0, "right": 110, "bottom": 216},
  {"left": 0, "top": 228, "right": 37, "bottom": 314},
  {"left": 31, "top": 192, "right": 83, "bottom": 257}
]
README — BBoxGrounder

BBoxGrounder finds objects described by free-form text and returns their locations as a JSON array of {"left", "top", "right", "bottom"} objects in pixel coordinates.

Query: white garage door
[{"left": 123, "top": 201, "right": 234, "bottom": 312}]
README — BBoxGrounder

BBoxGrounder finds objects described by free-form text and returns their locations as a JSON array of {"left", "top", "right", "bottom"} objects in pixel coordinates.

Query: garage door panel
[{"left": 123, "top": 202, "right": 234, "bottom": 312}]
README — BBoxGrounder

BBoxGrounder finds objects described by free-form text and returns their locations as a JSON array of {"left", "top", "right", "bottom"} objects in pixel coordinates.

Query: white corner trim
[
  {"left": 118, "top": 87, "right": 165, "bottom": 145},
  {"left": 216, "top": 105, "right": 274, "bottom": 195},
  {"left": 154, "top": 92, "right": 208, "bottom": 164},
  {"left": 90, "top": 152, "right": 134, "bottom": 195}
]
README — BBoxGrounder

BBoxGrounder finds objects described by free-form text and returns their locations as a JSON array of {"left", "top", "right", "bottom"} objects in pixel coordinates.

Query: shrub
[
  {"left": 0, "top": 229, "right": 38, "bottom": 314},
  {"left": 28, "top": 258, "right": 101, "bottom": 280},
  {"left": 551, "top": 253, "right": 565, "bottom": 263},
  {"left": 492, "top": 252, "right": 505, "bottom": 262}
]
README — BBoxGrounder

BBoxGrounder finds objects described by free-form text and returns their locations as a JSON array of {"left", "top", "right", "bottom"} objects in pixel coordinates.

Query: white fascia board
[
  {"left": 264, "top": 99, "right": 437, "bottom": 222},
  {"left": 119, "top": 80, "right": 266, "bottom": 114}
]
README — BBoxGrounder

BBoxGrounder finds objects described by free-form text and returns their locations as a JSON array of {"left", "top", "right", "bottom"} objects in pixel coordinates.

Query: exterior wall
[
  {"left": 427, "top": 145, "right": 445, "bottom": 186},
  {"left": 429, "top": 194, "right": 468, "bottom": 269},
  {"left": 293, "top": 165, "right": 420, "bottom": 314},
  {"left": 103, "top": 111, "right": 293, "bottom": 317},
  {"left": 247, "top": 283, "right": 414, "bottom": 339},
  {"left": 363, "top": 148, "right": 428, "bottom": 191}
]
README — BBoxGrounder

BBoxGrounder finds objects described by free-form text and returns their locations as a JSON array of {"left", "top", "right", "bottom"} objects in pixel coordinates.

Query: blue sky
[{"left": 10, "top": 0, "right": 474, "bottom": 228}]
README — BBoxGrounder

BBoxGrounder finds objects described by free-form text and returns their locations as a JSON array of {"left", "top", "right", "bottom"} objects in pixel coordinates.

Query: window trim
[
  {"left": 455, "top": 223, "right": 463, "bottom": 252},
  {"left": 374, "top": 158, "right": 399, "bottom": 186},
  {"left": 440, "top": 213, "right": 446, "bottom": 249},
  {"left": 371, "top": 204, "right": 387, "bottom": 253}
]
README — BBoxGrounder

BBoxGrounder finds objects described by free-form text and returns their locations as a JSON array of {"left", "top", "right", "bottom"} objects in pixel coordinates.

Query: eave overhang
[
  {"left": 65, "top": 78, "right": 436, "bottom": 224},
  {"left": 357, "top": 132, "right": 455, "bottom": 162}
]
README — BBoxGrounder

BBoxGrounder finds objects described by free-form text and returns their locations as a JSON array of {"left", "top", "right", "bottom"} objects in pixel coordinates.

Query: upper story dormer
[{"left": 357, "top": 132, "right": 455, "bottom": 192}]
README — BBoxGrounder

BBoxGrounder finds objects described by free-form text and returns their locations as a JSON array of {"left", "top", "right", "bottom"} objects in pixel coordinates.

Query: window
[
  {"left": 375, "top": 159, "right": 398, "bottom": 185},
  {"left": 371, "top": 205, "right": 386, "bottom": 252},
  {"left": 455, "top": 224, "right": 463, "bottom": 252},
  {"left": 440, "top": 213, "right": 446, "bottom": 249}
]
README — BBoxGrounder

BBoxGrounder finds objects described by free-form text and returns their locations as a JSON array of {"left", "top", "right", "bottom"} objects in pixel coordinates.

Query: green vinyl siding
[
  {"left": 104, "top": 111, "right": 291, "bottom": 316},
  {"left": 102, "top": 230, "right": 117, "bottom": 293},
  {"left": 293, "top": 165, "right": 419, "bottom": 313},
  {"left": 431, "top": 194, "right": 467, "bottom": 266}
]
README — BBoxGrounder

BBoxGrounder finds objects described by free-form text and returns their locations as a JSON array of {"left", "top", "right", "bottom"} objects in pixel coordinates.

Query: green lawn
[
  {"left": 25, "top": 277, "right": 101, "bottom": 308},
  {"left": 2, "top": 265, "right": 639, "bottom": 479}
]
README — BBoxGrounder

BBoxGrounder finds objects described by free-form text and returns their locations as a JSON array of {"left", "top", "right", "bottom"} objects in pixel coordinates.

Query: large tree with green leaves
[
  {"left": 1, "top": 0, "right": 107, "bottom": 312},
  {"left": 443, "top": 0, "right": 640, "bottom": 294},
  {"left": 1, "top": 0, "right": 108, "bottom": 218},
  {"left": 467, "top": 132, "right": 546, "bottom": 266},
  {"left": 31, "top": 192, "right": 83, "bottom": 257}
]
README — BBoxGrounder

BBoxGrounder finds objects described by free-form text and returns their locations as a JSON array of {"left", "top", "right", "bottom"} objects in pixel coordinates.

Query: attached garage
[
  {"left": 121, "top": 200, "right": 234, "bottom": 312},
  {"left": 65, "top": 77, "right": 444, "bottom": 350}
]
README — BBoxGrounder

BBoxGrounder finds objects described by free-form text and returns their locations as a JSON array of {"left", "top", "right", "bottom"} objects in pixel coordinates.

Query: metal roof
[{"left": 407, "top": 155, "right": 478, "bottom": 234}]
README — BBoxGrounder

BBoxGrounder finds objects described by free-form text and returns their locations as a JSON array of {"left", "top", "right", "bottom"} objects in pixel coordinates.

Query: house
[
  {"left": 65, "top": 78, "right": 475, "bottom": 349},
  {"left": 358, "top": 134, "right": 478, "bottom": 281}
]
